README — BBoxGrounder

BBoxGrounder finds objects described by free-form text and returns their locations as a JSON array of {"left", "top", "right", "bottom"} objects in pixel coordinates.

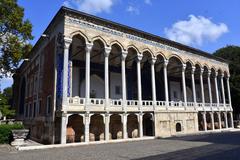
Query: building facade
[{"left": 13, "top": 7, "right": 233, "bottom": 144}]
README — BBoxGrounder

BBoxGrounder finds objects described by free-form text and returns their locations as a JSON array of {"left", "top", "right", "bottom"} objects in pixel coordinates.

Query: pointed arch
[
  {"left": 110, "top": 40, "right": 125, "bottom": 51},
  {"left": 195, "top": 61, "right": 203, "bottom": 69},
  {"left": 155, "top": 51, "right": 166, "bottom": 60},
  {"left": 217, "top": 68, "right": 224, "bottom": 75},
  {"left": 127, "top": 44, "right": 140, "bottom": 54},
  {"left": 70, "top": 30, "right": 90, "bottom": 42},
  {"left": 142, "top": 48, "right": 154, "bottom": 58},
  {"left": 185, "top": 59, "right": 194, "bottom": 67},
  {"left": 203, "top": 63, "right": 210, "bottom": 71},
  {"left": 167, "top": 54, "right": 184, "bottom": 64},
  {"left": 210, "top": 66, "right": 217, "bottom": 73},
  {"left": 92, "top": 36, "right": 108, "bottom": 47}
]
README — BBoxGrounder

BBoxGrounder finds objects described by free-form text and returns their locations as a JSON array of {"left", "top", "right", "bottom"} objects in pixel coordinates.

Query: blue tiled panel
[
  {"left": 56, "top": 54, "right": 63, "bottom": 102},
  {"left": 67, "top": 61, "right": 71, "bottom": 97}
]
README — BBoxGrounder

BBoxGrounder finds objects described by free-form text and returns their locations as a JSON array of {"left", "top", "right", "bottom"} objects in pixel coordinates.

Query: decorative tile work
[{"left": 56, "top": 53, "right": 63, "bottom": 103}]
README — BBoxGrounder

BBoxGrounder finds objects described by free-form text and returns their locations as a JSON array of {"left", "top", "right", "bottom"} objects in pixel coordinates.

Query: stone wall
[{"left": 155, "top": 111, "right": 198, "bottom": 137}]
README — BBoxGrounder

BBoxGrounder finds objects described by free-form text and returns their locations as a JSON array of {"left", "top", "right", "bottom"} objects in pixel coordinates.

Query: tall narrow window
[
  {"left": 33, "top": 102, "right": 36, "bottom": 117},
  {"left": 46, "top": 95, "right": 52, "bottom": 115},
  {"left": 38, "top": 99, "right": 42, "bottom": 115}
]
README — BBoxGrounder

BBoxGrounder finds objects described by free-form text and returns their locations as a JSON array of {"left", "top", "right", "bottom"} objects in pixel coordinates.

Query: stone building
[{"left": 13, "top": 7, "right": 233, "bottom": 144}]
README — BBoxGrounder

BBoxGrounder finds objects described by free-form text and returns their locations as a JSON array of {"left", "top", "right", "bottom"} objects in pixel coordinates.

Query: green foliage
[
  {"left": 0, "top": 87, "right": 15, "bottom": 118},
  {"left": 0, "top": 105, "right": 15, "bottom": 118},
  {"left": 0, "top": 123, "right": 23, "bottom": 144},
  {"left": 0, "top": 0, "right": 33, "bottom": 78},
  {"left": 213, "top": 45, "right": 240, "bottom": 115}
]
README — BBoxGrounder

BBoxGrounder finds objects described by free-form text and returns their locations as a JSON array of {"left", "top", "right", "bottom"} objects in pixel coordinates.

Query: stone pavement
[{"left": 0, "top": 131, "right": 240, "bottom": 160}]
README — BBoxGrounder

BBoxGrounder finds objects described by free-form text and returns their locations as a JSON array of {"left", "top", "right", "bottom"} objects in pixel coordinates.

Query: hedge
[{"left": 0, "top": 123, "right": 24, "bottom": 144}]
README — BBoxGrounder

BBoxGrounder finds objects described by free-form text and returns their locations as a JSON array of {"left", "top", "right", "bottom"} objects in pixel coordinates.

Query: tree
[
  {"left": 0, "top": 0, "right": 33, "bottom": 78},
  {"left": 213, "top": 45, "right": 240, "bottom": 118},
  {"left": 0, "top": 87, "right": 15, "bottom": 119}
]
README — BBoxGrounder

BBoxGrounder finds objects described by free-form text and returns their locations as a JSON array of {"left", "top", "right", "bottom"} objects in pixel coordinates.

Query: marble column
[
  {"left": 60, "top": 113, "right": 67, "bottom": 144},
  {"left": 151, "top": 57, "right": 157, "bottom": 108},
  {"left": 104, "top": 47, "right": 111, "bottom": 110},
  {"left": 84, "top": 113, "right": 90, "bottom": 142},
  {"left": 226, "top": 75, "right": 232, "bottom": 107},
  {"left": 138, "top": 113, "right": 143, "bottom": 138},
  {"left": 203, "top": 112, "right": 207, "bottom": 131},
  {"left": 191, "top": 67, "right": 197, "bottom": 106},
  {"left": 214, "top": 72, "right": 220, "bottom": 106},
  {"left": 137, "top": 54, "right": 143, "bottom": 109},
  {"left": 62, "top": 37, "right": 72, "bottom": 109},
  {"left": 85, "top": 43, "right": 93, "bottom": 110},
  {"left": 164, "top": 60, "right": 169, "bottom": 106},
  {"left": 121, "top": 51, "right": 127, "bottom": 111},
  {"left": 230, "top": 112, "right": 234, "bottom": 128},
  {"left": 122, "top": 113, "right": 128, "bottom": 139},
  {"left": 105, "top": 113, "right": 110, "bottom": 141},
  {"left": 182, "top": 64, "right": 187, "bottom": 107},
  {"left": 221, "top": 74, "right": 226, "bottom": 106},
  {"left": 224, "top": 112, "right": 228, "bottom": 128},
  {"left": 218, "top": 112, "right": 222, "bottom": 129},
  {"left": 207, "top": 70, "right": 213, "bottom": 106},
  {"left": 210, "top": 112, "right": 215, "bottom": 130},
  {"left": 60, "top": 37, "right": 71, "bottom": 144},
  {"left": 200, "top": 68, "right": 205, "bottom": 105}
]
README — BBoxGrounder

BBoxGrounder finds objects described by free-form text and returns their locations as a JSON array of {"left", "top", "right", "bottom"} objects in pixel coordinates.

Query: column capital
[
  {"left": 64, "top": 37, "right": 72, "bottom": 49},
  {"left": 122, "top": 51, "right": 128, "bottom": 60},
  {"left": 208, "top": 70, "right": 211, "bottom": 77},
  {"left": 191, "top": 66, "right": 196, "bottom": 73},
  {"left": 104, "top": 47, "right": 112, "bottom": 57},
  {"left": 164, "top": 59, "right": 169, "bottom": 67},
  {"left": 221, "top": 73, "right": 225, "bottom": 78},
  {"left": 151, "top": 57, "right": 157, "bottom": 65},
  {"left": 85, "top": 42, "right": 93, "bottom": 52},
  {"left": 182, "top": 63, "right": 186, "bottom": 71},
  {"left": 137, "top": 54, "right": 143, "bottom": 61},
  {"left": 200, "top": 68, "right": 204, "bottom": 75}
]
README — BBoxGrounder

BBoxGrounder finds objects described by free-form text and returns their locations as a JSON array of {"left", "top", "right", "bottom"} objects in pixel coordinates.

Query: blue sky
[{"left": 1, "top": 0, "right": 240, "bottom": 90}]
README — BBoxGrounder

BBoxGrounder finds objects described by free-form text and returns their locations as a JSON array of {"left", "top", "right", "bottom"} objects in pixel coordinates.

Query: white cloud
[
  {"left": 63, "top": 0, "right": 115, "bottom": 14},
  {"left": 164, "top": 15, "right": 228, "bottom": 46},
  {"left": 144, "top": 0, "right": 152, "bottom": 5},
  {"left": 126, "top": 5, "right": 140, "bottom": 15},
  {"left": 0, "top": 76, "right": 13, "bottom": 91}
]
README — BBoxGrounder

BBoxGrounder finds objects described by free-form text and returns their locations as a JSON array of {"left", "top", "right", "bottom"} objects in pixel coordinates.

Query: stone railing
[{"left": 67, "top": 97, "right": 231, "bottom": 111}]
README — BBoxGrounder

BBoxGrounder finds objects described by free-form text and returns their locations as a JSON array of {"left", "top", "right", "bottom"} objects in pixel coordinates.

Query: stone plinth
[{"left": 11, "top": 129, "right": 29, "bottom": 146}]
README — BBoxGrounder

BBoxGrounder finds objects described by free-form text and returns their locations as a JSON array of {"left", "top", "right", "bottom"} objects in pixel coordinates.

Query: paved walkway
[{"left": 0, "top": 131, "right": 240, "bottom": 160}]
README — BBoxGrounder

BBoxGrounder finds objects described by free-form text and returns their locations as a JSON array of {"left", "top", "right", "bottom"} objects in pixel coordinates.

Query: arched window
[{"left": 176, "top": 123, "right": 182, "bottom": 132}]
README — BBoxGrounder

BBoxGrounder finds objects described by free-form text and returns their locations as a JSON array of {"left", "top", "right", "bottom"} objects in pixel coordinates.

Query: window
[
  {"left": 33, "top": 102, "right": 36, "bottom": 117},
  {"left": 176, "top": 123, "right": 182, "bottom": 132},
  {"left": 25, "top": 104, "right": 28, "bottom": 118},
  {"left": 115, "top": 86, "right": 121, "bottom": 95},
  {"left": 38, "top": 100, "right": 42, "bottom": 115},
  {"left": 29, "top": 103, "right": 32, "bottom": 118},
  {"left": 46, "top": 95, "right": 52, "bottom": 115}
]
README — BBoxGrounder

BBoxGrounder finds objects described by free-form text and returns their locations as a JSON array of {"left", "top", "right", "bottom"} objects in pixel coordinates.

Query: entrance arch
[
  {"left": 214, "top": 112, "right": 220, "bottom": 129},
  {"left": 90, "top": 114, "right": 104, "bottom": 141},
  {"left": 127, "top": 114, "right": 138, "bottom": 138},
  {"left": 67, "top": 114, "right": 84, "bottom": 143},
  {"left": 109, "top": 114, "right": 122, "bottom": 139},
  {"left": 198, "top": 112, "right": 204, "bottom": 131},
  {"left": 143, "top": 113, "right": 154, "bottom": 136}
]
